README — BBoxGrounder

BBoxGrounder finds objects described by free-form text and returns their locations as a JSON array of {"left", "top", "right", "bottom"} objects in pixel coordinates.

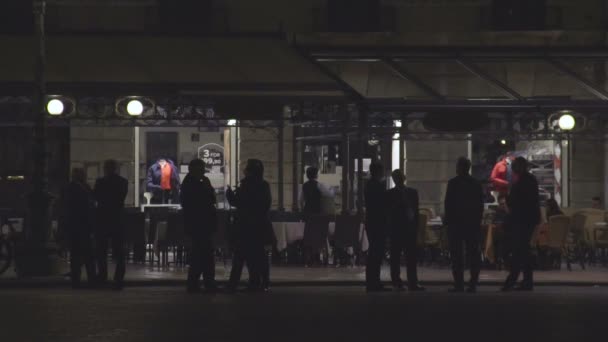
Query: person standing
[
  {"left": 444, "top": 157, "right": 484, "bottom": 293},
  {"left": 299, "top": 167, "right": 334, "bottom": 217},
  {"left": 502, "top": 157, "right": 540, "bottom": 292},
  {"left": 364, "top": 162, "right": 388, "bottom": 292},
  {"left": 386, "top": 169, "right": 425, "bottom": 292},
  {"left": 180, "top": 159, "right": 218, "bottom": 293},
  {"left": 226, "top": 159, "right": 274, "bottom": 292},
  {"left": 62, "top": 168, "right": 96, "bottom": 288},
  {"left": 94, "top": 159, "right": 128, "bottom": 290}
]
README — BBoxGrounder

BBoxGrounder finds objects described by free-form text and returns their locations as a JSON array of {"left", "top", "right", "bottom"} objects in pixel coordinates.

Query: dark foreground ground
[{"left": 2, "top": 286, "right": 608, "bottom": 342}]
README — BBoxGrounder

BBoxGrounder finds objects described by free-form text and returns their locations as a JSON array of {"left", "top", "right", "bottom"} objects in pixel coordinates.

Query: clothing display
[
  {"left": 146, "top": 158, "right": 180, "bottom": 204},
  {"left": 490, "top": 156, "right": 516, "bottom": 195}
]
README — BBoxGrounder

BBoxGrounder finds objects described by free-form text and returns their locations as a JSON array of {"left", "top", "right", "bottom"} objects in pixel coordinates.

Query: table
[
  {"left": 140, "top": 204, "right": 181, "bottom": 213},
  {"left": 271, "top": 222, "right": 369, "bottom": 252}
]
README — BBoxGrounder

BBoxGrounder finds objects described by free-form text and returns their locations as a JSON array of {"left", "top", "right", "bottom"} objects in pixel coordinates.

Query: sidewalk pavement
[{"left": 3, "top": 263, "right": 608, "bottom": 288}]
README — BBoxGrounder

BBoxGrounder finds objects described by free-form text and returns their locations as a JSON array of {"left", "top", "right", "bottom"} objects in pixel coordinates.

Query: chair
[
  {"left": 123, "top": 210, "right": 146, "bottom": 263},
  {"left": 540, "top": 215, "right": 571, "bottom": 269},
  {"left": 213, "top": 210, "right": 232, "bottom": 268},
  {"left": 164, "top": 211, "right": 186, "bottom": 266},
  {"left": 565, "top": 212, "right": 588, "bottom": 270},
  {"left": 303, "top": 215, "right": 330, "bottom": 266},
  {"left": 333, "top": 214, "right": 362, "bottom": 266}
]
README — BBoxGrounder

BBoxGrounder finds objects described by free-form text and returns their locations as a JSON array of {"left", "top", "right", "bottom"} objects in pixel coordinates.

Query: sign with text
[{"left": 198, "top": 143, "right": 224, "bottom": 172}]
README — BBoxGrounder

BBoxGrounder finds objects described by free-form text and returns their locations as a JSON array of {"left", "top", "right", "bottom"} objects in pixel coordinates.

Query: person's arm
[
  {"left": 298, "top": 185, "right": 304, "bottom": 211},
  {"left": 490, "top": 163, "right": 509, "bottom": 187},
  {"left": 263, "top": 182, "right": 272, "bottom": 214},
  {"left": 226, "top": 186, "right": 238, "bottom": 207},
  {"left": 477, "top": 181, "right": 485, "bottom": 222},
  {"left": 412, "top": 189, "right": 420, "bottom": 228},
  {"left": 146, "top": 166, "right": 161, "bottom": 191},
  {"left": 120, "top": 178, "right": 128, "bottom": 202},
  {"left": 444, "top": 181, "right": 453, "bottom": 227}
]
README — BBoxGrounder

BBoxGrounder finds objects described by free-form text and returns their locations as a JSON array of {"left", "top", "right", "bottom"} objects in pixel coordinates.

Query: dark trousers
[
  {"left": 69, "top": 232, "right": 96, "bottom": 287},
  {"left": 96, "top": 229, "right": 126, "bottom": 285},
  {"left": 365, "top": 228, "right": 386, "bottom": 288},
  {"left": 187, "top": 236, "right": 216, "bottom": 290},
  {"left": 448, "top": 227, "right": 481, "bottom": 289},
  {"left": 505, "top": 224, "right": 535, "bottom": 287},
  {"left": 229, "top": 242, "right": 269, "bottom": 289},
  {"left": 390, "top": 232, "right": 418, "bottom": 287}
]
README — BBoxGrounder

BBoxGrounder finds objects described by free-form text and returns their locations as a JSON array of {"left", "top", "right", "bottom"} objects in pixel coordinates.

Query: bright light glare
[
  {"left": 500, "top": 139, "right": 507, "bottom": 145},
  {"left": 127, "top": 99, "right": 144, "bottom": 116},
  {"left": 227, "top": 119, "right": 237, "bottom": 126},
  {"left": 46, "top": 99, "right": 64, "bottom": 115},
  {"left": 558, "top": 114, "right": 575, "bottom": 131}
]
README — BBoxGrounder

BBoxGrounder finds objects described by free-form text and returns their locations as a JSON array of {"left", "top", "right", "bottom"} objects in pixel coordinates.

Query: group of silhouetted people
[
  {"left": 62, "top": 159, "right": 128, "bottom": 290},
  {"left": 63, "top": 154, "right": 540, "bottom": 294},
  {"left": 364, "top": 156, "right": 540, "bottom": 293}
]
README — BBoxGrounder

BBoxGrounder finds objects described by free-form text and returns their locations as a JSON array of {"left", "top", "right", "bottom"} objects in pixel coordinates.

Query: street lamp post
[{"left": 16, "top": 0, "right": 60, "bottom": 276}]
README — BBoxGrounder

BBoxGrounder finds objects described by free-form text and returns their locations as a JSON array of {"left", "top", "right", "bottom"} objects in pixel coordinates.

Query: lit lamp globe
[
  {"left": 127, "top": 99, "right": 144, "bottom": 116},
  {"left": 46, "top": 99, "right": 64, "bottom": 116},
  {"left": 558, "top": 114, "right": 576, "bottom": 131}
]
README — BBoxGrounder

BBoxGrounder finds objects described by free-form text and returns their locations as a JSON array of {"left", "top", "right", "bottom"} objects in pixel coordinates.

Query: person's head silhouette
[
  {"left": 391, "top": 169, "right": 406, "bottom": 187},
  {"left": 511, "top": 156, "right": 528, "bottom": 176},
  {"left": 306, "top": 167, "right": 319, "bottom": 181},
  {"left": 369, "top": 162, "right": 384, "bottom": 181},
  {"left": 456, "top": 157, "right": 471, "bottom": 177},
  {"left": 245, "top": 159, "right": 264, "bottom": 181},
  {"left": 103, "top": 159, "right": 119, "bottom": 177},
  {"left": 188, "top": 159, "right": 206, "bottom": 178}
]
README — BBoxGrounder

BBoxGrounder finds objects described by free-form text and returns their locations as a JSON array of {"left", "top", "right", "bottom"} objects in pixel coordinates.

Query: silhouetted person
[
  {"left": 180, "top": 159, "right": 218, "bottom": 293},
  {"left": 299, "top": 167, "right": 334, "bottom": 216},
  {"left": 502, "top": 157, "right": 540, "bottom": 292},
  {"left": 444, "top": 157, "right": 484, "bottom": 293},
  {"left": 62, "top": 168, "right": 96, "bottom": 288},
  {"left": 386, "top": 169, "right": 424, "bottom": 291},
  {"left": 226, "top": 159, "right": 274, "bottom": 292},
  {"left": 364, "top": 162, "right": 388, "bottom": 292},
  {"left": 94, "top": 159, "right": 128, "bottom": 290}
]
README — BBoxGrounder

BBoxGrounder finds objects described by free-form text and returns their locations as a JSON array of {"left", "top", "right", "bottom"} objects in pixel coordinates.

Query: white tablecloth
[{"left": 272, "top": 222, "right": 369, "bottom": 252}]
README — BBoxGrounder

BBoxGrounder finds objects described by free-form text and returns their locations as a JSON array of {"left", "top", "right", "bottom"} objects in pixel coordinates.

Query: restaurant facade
[{"left": 2, "top": 0, "right": 608, "bottom": 276}]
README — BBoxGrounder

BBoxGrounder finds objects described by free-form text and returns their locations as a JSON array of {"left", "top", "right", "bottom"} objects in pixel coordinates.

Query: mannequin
[
  {"left": 146, "top": 158, "right": 180, "bottom": 204},
  {"left": 490, "top": 154, "right": 517, "bottom": 196}
]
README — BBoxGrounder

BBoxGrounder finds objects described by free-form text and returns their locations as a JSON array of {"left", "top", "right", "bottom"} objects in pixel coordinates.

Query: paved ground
[
  {"left": 3, "top": 262, "right": 608, "bottom": 286},
  {"left": 2, "top": 286, "right": 608, "bottom": 342}
]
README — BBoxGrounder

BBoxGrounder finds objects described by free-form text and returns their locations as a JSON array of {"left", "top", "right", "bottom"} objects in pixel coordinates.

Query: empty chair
[
  {"left": 542, "top": 215, "right": 571, "bottom": 269},
  {"left": 123, "top": 210, "right": 146, "bottom": 263},
  {"left": 566, "top": 212, "right": 588, "bottom": 270},
  {"left": 303, "top": 215, "right": 331, "bottom": 266},
  {"left": 333, "top": 214, "right": 362, "bottom": 266},
  {"left": 165, "top": 211, "right": 186, "bottom": 265}
]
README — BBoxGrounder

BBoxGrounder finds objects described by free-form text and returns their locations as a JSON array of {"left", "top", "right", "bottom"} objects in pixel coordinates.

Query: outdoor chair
[
  {"left": 565, "top": 212, "right": 588, "bottom": 270},
  {"left": 303, "top": 214, "right": 330, "bottom": 266},
  {"left": 123, "top": 209, "right": 146, "bottom": 263},
  {"left": 164, "top": 211, "right": 187, "bottom": 266},
  {"left": 333, "top": 214, "right": 362, "bottom": 267},
  {"left": 540, "top": 215, "right": 571, "bottom": 269}
]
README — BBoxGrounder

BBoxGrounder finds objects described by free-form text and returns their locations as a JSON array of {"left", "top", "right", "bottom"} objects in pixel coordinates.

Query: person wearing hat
[{"left": 180, "top": 159, "right": 218, "bottom": 293}]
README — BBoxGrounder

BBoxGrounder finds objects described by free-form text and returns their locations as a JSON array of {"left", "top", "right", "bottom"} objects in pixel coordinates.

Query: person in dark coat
[
  {"left": 386, "top": 169, "right": 425, "bottom": 292},
  {"left": 364, "top": 161, "right": 388, "bottom": 292},
  {"left": 444, "top": 157, "right": 484, "bottom": 293},
  {"left": 94, "top": 159, "right": 129, "bottom": 290},
  {"left": 180, "top": 159, "right": 218, "bottom": 293},
  {"left": 62, "top": 167, "right": 96, "bottom": 288},
  {"left": 146, "top": 158, "right": 180, "bottom": 204},
  {"left": 226, "top": 159, "right": 274, "bottom": 292},
  {"left": 502, "top": 157, "right": 541, "bottom": 292}
]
